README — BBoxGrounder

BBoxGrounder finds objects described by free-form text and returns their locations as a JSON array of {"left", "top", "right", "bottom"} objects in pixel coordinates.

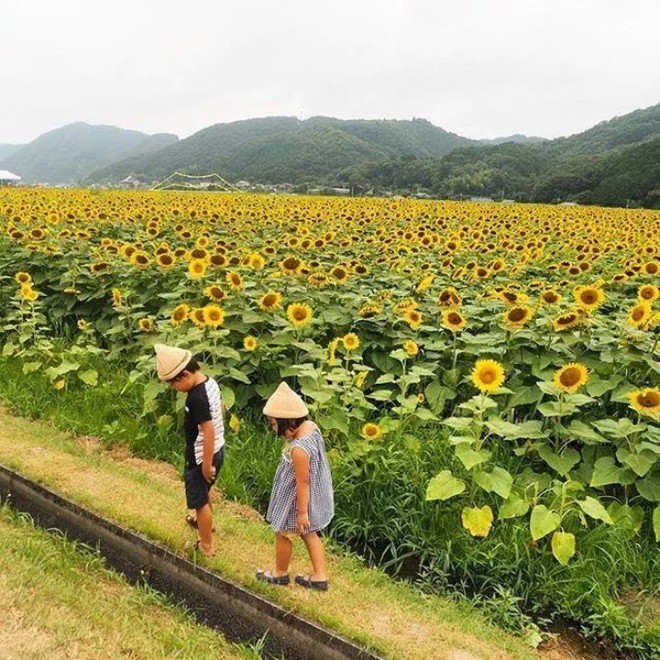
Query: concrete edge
[{"left": 0, "top": 462, "right": 384, "bottom": 660}]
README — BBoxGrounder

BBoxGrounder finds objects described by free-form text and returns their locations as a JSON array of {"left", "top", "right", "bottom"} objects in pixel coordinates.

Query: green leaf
[
  {"left": 498, "top": 495, "right": 530, "bottom": 519},
  {"left": 551, "top": 531, "right": 575, "bottom": 565},
  {"left": 530, "top": 504, "right": 561, "bottom": 540},
  {"left": 537, "top": 401, "right": 578, "bottom": 418},
  {"left": 566, "top": 420, "right": 607, "bottom": 444},
  {"left": 537, "top": 444, "right": 581, "bottom": 476},
  {"left": 608, "top": 503, "right": 644, "bottom": 536},
  {"left": 577, "top": 496, "right": 613, "bottom": 524},
  {"left": 474, "top": 467, "right": 513, "bottom": 499},
  {"left": 616, "top": 448, "right": 656, "bottom": 477},
  {"left": 486, "top": 419, "right": 547, "bottom": 441},
  {"left": 220, "top": 385, "right": 235, "bottom": 411},
  {"left": 22, "top": 362, "right": 42, "bottom": 374},
  {"left": 586, "top": 376, "right": 622, "bottom": 397},
  {"left": 461, "top": 505, "right": 494, "bottom": 537},
  {"left": 77, "top": 369, "right": 98, "bottom": 387},
  {"left": 590, "top": 457, "right": 625, "bottom": 487},
  {"left": 366, "top": 389, "right": 394, "bottom": 402},
  {"left": 455, "top": 444, "right": 491, "bottom": 471},
  {"left": 426, "top": 470, "right": 466, "bottom": 501},
  {"left": 636, "top": 472, "right": 660, "bottom": 502},
  {"left": 653, "top": 507, "right": 660, "bottom": 542}
]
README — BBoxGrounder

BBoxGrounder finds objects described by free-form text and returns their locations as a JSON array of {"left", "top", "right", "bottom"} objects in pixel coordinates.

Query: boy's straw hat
[
  {"left": 263, "top": 382, "right": 309, "bottom": 418},
  {"left": 154, "top": 343, "right": 192, "bottom": 381}
]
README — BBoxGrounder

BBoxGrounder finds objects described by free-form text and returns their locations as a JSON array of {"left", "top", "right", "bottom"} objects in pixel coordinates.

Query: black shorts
[{"left": 184, "top": 448, "right": 224, "bottom": 510}]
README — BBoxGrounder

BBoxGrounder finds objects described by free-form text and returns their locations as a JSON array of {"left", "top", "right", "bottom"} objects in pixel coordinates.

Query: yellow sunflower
[
  {"left": 437, "top": 287, "right": 462, "bottom": 307},
  {"left": 129, "top": 251, "right": 150, "bottom": 269},
  {"left": 404, "top": 309, "right": 423, "bottom": 330},
  {"left": 328, "top": 338, "right": 340, "bottom": 366},
  {"left": 442, "top": 309, "right": 467, "bottom": 332},
  {"left": 628, "top": 301, "right": 652, "bottom": 328},
  {"left": 342, "top": 333, "right": 360, "bottom": 351},
  {"left": 330, "top": 265, "right": 349, "bottom": 283},
  {"left": 362, "top": 423, "right": 383, "bottom": 441},
  {"left": 628, "top": 388, "right": 660, "bottom": 416},
  {"left": 111, "top": 288, "right": 122, "bottom": 308},
  {"left": 156, "top": 253, "right": 176, "bottom": 270},
  {"left": 553, "top": 363, "right": 589, "bottom": 394},
  {"left": 204, "top": 284, "right": 227, "bottom": 302},
  {"left": 638, "top": 284, "right": 659, "bottom": 303},
  {"left": 190, "top": 307, "right": 207, "bottom": 328},
  {"left": 552, "top": 308, "right": 583, "bottom": 332},
  {"left": 258, "top": 291, "right": 282, "bottom": 311},
  {"left": 503, "top": 306, "right": 533, "bottom": 330},
  {"left": 540, "top": 289, "right": 563, "bottom": 305},
  {"left": 243, "top": 335, "right": 258, "bottom": 351},
  {"left": 203, "top": 304, "right": 225, "bottom": 328},
  {"left": 471, "top": 359, "right": 506, "bottom": 393},
  {"left": 287, "top": 303, "right": 313, "bottom": 328},
  {"left": 170, "top": 303, "right": 190, "bottom": 327},
  {"left": 226, "top": 271, "right": 244, "bottom": 291},
  {"left": 138, "top": 318, "right": 154, "bottom": 333},
  {"left": 573, "top": 285, "right": 605, "bottom": 312},
  {"left": 403, "top": 340, "right": 419, "bottom": 357},
  {"left": 15, "top": 271, "right": 31, "bottom": 285},
  {"left": 188, "top": 259, "right": 207, "bottom": 279}
]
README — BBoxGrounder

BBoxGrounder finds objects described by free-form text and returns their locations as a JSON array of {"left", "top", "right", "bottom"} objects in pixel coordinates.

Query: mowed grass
[
  {"left": 0, "top": 407, "right": 536, "bottom": 660},
  {"left": 0, "top": 506, "right": 254, "bottom": 660}
]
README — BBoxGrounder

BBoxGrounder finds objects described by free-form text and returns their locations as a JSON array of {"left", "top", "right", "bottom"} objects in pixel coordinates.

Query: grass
[
  {"left": 0, "top": 404, "right": 533, "bottom": 660},
  {"left": 0, "top": 505, "right": 262, "bottom": 660}
]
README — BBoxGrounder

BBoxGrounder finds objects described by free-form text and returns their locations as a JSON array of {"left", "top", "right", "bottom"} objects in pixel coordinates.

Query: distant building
[
  {"left": 470, "top": 196, "right": 493, "bottom": 203},
  {"left": 0, "top": 170, "right": 21, "bottom": 186}
]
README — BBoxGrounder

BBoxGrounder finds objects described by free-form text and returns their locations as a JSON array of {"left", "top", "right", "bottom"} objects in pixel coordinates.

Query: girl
[{"left": 256, "top": 382, "right": 334, "bottom": 591}]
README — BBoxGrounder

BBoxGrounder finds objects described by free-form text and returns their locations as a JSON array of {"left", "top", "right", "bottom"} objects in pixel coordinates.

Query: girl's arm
[
  {"left": 199, "top": 420, "right": 216, "bottom": 482},
  {"left": 291, "top": 446, "right": 311, "bottom": 533}
]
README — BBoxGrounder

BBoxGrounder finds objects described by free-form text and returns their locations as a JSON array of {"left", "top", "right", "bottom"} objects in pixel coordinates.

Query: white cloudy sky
[{"left": 1, "top": 0, "right": 658, "bottom": 144}]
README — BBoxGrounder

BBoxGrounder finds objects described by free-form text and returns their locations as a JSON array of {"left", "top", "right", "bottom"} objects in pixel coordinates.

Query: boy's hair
[
  {"left": 182, "top": 357, "right": 200, "bottom": 373},
  {"left": 276, "top": 416, "right": 308, "bottom": 437}
]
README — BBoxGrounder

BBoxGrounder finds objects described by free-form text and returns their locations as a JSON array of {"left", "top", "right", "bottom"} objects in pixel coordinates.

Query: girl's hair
[
  {"left": 275, "top": 416, "right": 308, "bottom": 437},
  {"left": 182, "top": 357, "right": 200, "bottom": 373}
]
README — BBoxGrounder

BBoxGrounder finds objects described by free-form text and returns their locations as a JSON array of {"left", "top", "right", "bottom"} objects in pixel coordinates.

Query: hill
[
  {"left": 0, "top": 123, "right": 177, "bottom": 183},
  {"left": 0, "top": 144, "right": 23, "bottom": 162},
  {"left": 84, "top": 116, "right": 475, "bottom": 184}
]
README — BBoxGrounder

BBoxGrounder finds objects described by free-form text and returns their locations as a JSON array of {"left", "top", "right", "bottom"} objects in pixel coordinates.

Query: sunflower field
[{"left": 1, "top": 188, "right": 659, "bottom": 653}]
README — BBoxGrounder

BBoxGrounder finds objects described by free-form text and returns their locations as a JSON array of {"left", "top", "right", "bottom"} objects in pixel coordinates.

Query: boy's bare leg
[
  {"left": 196, "top": 503, "right": 214, "bottom": 554},
  {"left": 274, "top": 533, "right": 293, "bottom": 576},
  {"left": 301, "top": 532, "right": 327, "bottom": 581}
]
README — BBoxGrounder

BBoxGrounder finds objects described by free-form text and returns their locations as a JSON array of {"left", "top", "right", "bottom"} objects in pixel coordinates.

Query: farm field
[{"left": 0, "top": 188, "right": 659, "bottom": 656}]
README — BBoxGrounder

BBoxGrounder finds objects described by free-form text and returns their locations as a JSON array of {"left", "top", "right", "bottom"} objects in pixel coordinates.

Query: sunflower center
[
  {"left": 560, "top": 367, "right": 582, "bottom": 387},
  {"left": 448, "top": 312, "right": 462, "bottom": 325},
  {"left": 638, "top": 391, "right": 660, "bottom": 407},
  {"left": 632, "top": 307, "right": 645, "bottom": 321},
  {"left": 479, "top": 369, "right": 496, "bottom": 384},
  {"left": 508, "top": 308, "right": 526, "bottom": 322},
  {"left": 580, "top": 290, "right": 597, "bottom": 304}
]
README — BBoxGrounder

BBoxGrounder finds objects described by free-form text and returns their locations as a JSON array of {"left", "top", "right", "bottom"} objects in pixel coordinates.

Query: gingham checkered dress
[{"left": 266, "top": 426, "right": 334, "bottom": 533}]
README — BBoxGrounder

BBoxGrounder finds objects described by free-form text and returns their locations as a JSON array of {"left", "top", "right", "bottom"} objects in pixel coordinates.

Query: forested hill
[
  {"left": 0, "top": 123, "right": 178, "bottom": 183},
  {"left": 338, "top": 103, "right": 660, "bottom": 208},
  {"left": 84, "top": 116, "right": 475, "bottom": 184}
]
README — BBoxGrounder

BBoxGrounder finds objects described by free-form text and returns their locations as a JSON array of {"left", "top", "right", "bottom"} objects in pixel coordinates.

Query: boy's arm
[
  {"left": 199, "top": 420, "right": 216, "bottom": 482},
  {"left": 291, "top": 446, "right": 311, "bottom": 533}
]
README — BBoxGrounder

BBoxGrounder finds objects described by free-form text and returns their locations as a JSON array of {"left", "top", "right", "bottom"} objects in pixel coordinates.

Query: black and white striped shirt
[{"left": 184, "top": 377, "right": 224, "bottom": 468}]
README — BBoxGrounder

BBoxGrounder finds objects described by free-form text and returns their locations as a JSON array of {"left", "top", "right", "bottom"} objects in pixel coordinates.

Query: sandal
[
  {"left": 256, "top": 570, "right": 290, "bottom": 586},
  {"left": 295, "top": 574, "right": 328, "bottom": 591},
  {"left": 186, "top": 515, "right": 216, "bottom": 532},
  {"left": 194, "top": 540, "right": 216, "bottom": 557}
]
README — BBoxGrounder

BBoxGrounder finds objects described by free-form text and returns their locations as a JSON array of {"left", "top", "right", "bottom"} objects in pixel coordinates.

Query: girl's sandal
[
  {"left": 256, "top": 570, "right": 290, "bottom": 586},
  {"left": 295, "top": 574, "right": 328, "bottom": 591},
  {"left": 194, "top": 540, "right": 216, "bottom": 557},
  {"left": 185, "top": 515, "right": 215, "bottom": 532}
]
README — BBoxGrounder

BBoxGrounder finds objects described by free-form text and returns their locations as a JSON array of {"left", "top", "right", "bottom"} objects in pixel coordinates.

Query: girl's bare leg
[
  {"left": 275, "top": 533, "right": 293, "bottom": 576},
  {"left": 301, "top": 531, "right": 327, "bottom": 581},
  {"left": 196, "top": 504, "right": 214, "bottom": 555}
]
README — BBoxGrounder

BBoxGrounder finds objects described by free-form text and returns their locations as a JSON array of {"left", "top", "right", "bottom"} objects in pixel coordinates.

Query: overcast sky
[{"left": 1, "top": 0, "right": 658, "bottom": 144}]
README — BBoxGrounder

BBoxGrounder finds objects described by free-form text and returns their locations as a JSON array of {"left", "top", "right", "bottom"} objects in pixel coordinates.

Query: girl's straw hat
[
  {"left": 154, "top": 343, "right": 192, "bottom": 381},
  {"left": 263, "top": 382, "right": 309, "bottom": 418}
]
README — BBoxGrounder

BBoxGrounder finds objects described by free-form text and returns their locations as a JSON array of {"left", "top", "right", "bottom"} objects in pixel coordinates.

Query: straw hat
[
  {"left": 263, "top": 382, "right": 309, "bottom": 418},
  {"left": 154, "top": 343, "right": 192, "bottom": 381}
]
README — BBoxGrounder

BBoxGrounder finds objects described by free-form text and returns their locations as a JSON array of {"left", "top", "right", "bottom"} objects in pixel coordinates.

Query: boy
[{"left": 155, "top": 343, "right": 224, "bottom": 556}]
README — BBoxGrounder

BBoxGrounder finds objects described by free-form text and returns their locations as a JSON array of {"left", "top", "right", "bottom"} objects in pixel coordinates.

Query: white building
[{"left": 0, "top": 170, "right": 21, "bottom": 185}]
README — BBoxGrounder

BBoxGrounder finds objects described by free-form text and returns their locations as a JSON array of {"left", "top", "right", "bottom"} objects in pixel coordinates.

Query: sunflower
[
  {"left": 573, "top": 285, "right": 605, "bottom": 311},
  {"left": 342, "top": 333, "right": 360, "bottom": 351},
  {"left": 330, "top": 265, "right": 349, "bottom": 283},
  {"left": 210, "top": 254, "right": 228, "bottom": 268},
  {"left": 287, "top": 303, "right": 313, "bottom": 328},
  {"left": 393, "top": 299, "right": 418, "bottom": 315},
  {"left": 552, "top": 308, "right": 583, "bottom": 332},
  {"left": 362, "top": 423, "right": 382, "bottom": 441},
  {"left": 249, "top": 253, "right": 266, "bottom": 270},
  {"left": 628, "top": 301, "right": 652, "bottom": 328},
  {"left": 553, "top": 363, "right": 589, "bottom": 394},
  {"left": 156, "top": 253, "right": 176, "bottom": 270},
  {"left": 328, "top": 338, "right": 340, "bottom": 366},
  {"left": 243, "top": 335, "right": 258, "bottom": 351},
  {"left": 280, "top": 256, "right": 303, "bottom": 275},
  {"left": 129, "top": 251, "right": 150, "bottom": 269},
  {"left": 503, "top": 306, "right": 533, "bottom": 330},
  {"left": 258, "top": 291, "right": 282, "bottom": 311},
  {"left": 53, "top": 379, "right": 65, "bottom": 391},
  {"left": 540, "top": 289, "right": 563, "bottom": 305},
  {"left": 15, "top": 271, "right": 31, "bottom": 285},
  {"left": 628, "top": 388, "right": 660, "bottom": 416},
  {"left": 354, "top": 371, "right": 368, "bottom": 389},
  {"left": 203, "top": 304, "right": 225, "bottom": 328},
  {"left": 204, "top": 284, "right": 226, "bottom": 302},
  {"left": 642, "top": 261, "right": 658, "bottom": 276},
  {"left": 404, "top": 309, "right": 423, "bottom": 330},
  {"left": 138, "top": 318, "right": 154, "bottom": 333},
  {"left": 638, "top": 284, "right": 659, "bottom": 303},
  {"left": 187, "top": 259, "right": 207, "bottom": 279},
  {"left": 308, "top": 271, "right": 330, "bottom": 286},
  {"left": 442, "top": 309, "right": 467, "bottom": 332},
  {"left": 170, "top": 303, "right": 190, "bottom": 327},
  {"left": 226, "top": 271, "right": 244, "bottom": 291},
  {"left": 190, "top": 307, "right": 207, "bottom": 328},
  {"left": 111, "top": 288, "right": 122, "bottom": 308},
  {"left": 416, "top": 272, "right": 435, "bottom": 293},
  {"left": 20, "top": 285, "right": 39, "bottom": 302},
  {"left": 403, "top": 340, "right": 419, "bottom": 357},
  {"left": 358, "top": 304, "right": 381, "bottom": 318},
  {"left": 471, "top": 359, "right": 505, "bottom": 393},
  {"left": 437, "top": 287, "right": 462, "bottom": 307},
  {"left": 77, "top": 319, "right": 89, "bottom": 331},
  {"left": 90, "top": 261, "right": 111, "bottom": 274},
  {"left": 498, "top": 290, "right": 528, "bottom": 307}
]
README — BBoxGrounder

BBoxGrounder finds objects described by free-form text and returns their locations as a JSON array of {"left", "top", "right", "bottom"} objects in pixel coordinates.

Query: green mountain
[
  {"left": 0, "top": 123, "right": 177, "bottom": 183},
  {"left": 84, "top": 116, "right": 475, "bottom": 184}
]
